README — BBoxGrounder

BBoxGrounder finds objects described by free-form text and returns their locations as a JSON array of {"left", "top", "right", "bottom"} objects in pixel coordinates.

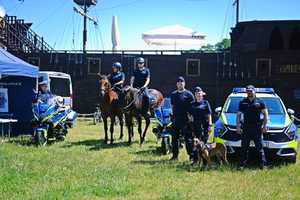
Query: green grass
[{"left": 0, "top": 120, "right": 300, "bottom": 200}]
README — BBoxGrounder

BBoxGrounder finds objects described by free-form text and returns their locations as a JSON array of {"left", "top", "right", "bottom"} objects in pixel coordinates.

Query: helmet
[
  {"left": 112, "top": 62, "right": 122, "bottom": 70},
  {"left": 136, "top": 57, "right": 145, "bottom": 64},
  {"left": 246, "top": 85, "right": 255, "bottom": 92},
  {"left": 38, "top": 77, "right": 49, "bottom": 85}
]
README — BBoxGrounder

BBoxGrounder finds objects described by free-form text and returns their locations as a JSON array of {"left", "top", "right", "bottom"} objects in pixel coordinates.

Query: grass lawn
[{"left": 0, "top": 120, "right": 299, "bottom": 200}]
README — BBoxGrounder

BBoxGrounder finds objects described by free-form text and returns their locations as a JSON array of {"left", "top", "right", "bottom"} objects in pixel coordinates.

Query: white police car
[{"left": 214, "top": 88, "right": 298, "bottom": 163}]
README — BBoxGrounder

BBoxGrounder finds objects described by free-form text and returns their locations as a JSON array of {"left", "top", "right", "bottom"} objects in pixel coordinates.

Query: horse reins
[{"left": 122, "top": 88, "right": 143, "bottom": 112}]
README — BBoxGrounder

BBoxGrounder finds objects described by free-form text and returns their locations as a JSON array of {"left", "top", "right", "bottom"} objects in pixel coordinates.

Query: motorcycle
[
  {"left": 152, "top": 98, "right": 173, "bottom": 155},
  {"left": 32, "top": 96, "right": 77, "bottom": 146}
]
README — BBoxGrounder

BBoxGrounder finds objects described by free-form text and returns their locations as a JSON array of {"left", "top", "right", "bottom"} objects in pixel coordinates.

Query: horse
[
  {"left": 123, "top": 87, "right": 164, "bottom": 145},
  {"left": 98, "top": 75, "right": 124, "bottom": 144}
]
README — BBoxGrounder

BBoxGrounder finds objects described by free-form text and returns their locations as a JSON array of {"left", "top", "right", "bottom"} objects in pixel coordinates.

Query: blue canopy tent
[{"left": 0, "top": 48, "right": 38, "bottom": 136}]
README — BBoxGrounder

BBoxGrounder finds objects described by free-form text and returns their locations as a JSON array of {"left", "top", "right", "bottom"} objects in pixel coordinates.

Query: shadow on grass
[
  {"left": 7, "top": 136, "right": 61, "bottom": 147},
  {"left": 131, "top": 158, "right": 241, "bottom": 172},
  {"left": 131, "top": 151, "right": 294, "bottom": 172},
  {"left": 7, "top": 136, "right": 34, "bottom": 146},
  {"left": 61, "top": 139, "right": 137, "bottom": 151},
  {"left": 132, "top": 145, "right": 165, "bottom": 157}
]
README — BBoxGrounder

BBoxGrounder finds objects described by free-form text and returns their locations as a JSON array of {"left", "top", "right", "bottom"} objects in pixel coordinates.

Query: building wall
[{"left": 12, "top": 20, "right": 300, "bottom": 115}]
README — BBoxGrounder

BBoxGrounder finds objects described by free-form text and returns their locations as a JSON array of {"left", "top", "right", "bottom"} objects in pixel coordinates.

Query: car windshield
[
  {"left": 50, "top": 77, "right": 71, "bottom": 97},
  {"left": 224, "top": 97, "right": 285, "bottom": 114}
]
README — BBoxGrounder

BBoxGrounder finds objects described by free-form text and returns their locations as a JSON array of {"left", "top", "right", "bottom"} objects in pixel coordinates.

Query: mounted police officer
[
  {"left": 130, "top": 57, "right": 151, "bottom": 111},
  {"left": 170, "top": 76, "right": 194, "bottom": 161},
  {"left": 236, "top": 85, "right": 268, "bottom": 169},
  {"left": 108, "top": 62, "right": 125, "bottom": 105},
  {"left": 188, "top": 86, "right": 212, "bottom": 164}
]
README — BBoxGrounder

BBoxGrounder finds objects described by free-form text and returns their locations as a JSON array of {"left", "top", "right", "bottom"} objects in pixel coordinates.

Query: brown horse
[
  {"left": 124, "top": 87, "right": 163, "bottom": 145},
  {"left": 98, "top": 75, "right": 124, "bottom": 144}
]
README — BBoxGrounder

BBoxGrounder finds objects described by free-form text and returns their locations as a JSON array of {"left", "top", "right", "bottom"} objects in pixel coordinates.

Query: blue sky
[{"left": 1, "top": 0, "right": 299, "bottom": 50}]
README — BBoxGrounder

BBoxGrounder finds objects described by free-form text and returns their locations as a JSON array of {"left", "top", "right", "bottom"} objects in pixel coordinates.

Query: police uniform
[
  {"left": 133, "top": 67, "right": 151, "bottom": 110},
  {"left": 109, "top": 71, "right": 125, "bottom": 90},
  {"left": 133, "top": 67, "right": 150, "bottom": 89},
  {"left": 238, "top": 97, "right": 267, "bottom": 167},
  {"left": 36, "top": 79, "right": 55, "bottom": 105},
  {"left": 110, "top": 71, "right": 125, "bottom": 105},
  {"left": 170, "top": 88, "right": 194, "bottom": 159},
  {"left": 188, "top": 99, "right": 212, "bottom": 143}
]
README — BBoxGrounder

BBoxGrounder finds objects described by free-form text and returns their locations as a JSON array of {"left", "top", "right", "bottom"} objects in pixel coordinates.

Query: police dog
[{"left": 193, "top": 138, "right": 229, "bottom": 168}]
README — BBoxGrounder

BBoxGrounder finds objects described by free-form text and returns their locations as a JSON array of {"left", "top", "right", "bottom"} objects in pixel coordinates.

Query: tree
[
  {"left": 215, "top": 38, "right": 231, "bottom": 51},
  {"left": 199, "top": 38, "right": 231, "bottom": 52},
  {"left": 200, "top": 44, "right": 216, "bottom": 52}
]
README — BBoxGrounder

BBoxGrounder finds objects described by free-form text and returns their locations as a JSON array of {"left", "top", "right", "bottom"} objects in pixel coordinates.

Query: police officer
[
  {"left": 188, "top": 86, "right": 212, "bottom": 164},
  {"left": 108, "top": 62, "right": 125, "bottom": 104},
  {"left": 236, "top": 85, "right": 268, "bottom": 169},
  {"left": 130, "top": 57, "right": 151, "bottom": 110},
  {"left": 36, "top": 79, "right": 55, "bottom": 105},
  {"left": 170, "top": 76, "right": 194, "bottom": 161},
  {"left": 188, "top": 86, "right": 212, "bottom": 143}
]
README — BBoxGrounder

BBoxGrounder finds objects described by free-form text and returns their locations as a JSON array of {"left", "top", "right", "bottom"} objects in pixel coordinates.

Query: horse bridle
[{"left": 122, "top": 87, "right": 141, "bottom": 112}]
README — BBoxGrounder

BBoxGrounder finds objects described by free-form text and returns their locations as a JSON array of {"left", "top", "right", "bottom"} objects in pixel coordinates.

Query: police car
[{"left": 214, "top": 88, "right": 298, "bottom": 162}]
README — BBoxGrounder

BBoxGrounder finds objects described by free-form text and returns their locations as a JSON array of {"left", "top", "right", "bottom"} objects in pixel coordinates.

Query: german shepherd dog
[{"left": 193, "top": 138, "right": 229, "bottom": 168}]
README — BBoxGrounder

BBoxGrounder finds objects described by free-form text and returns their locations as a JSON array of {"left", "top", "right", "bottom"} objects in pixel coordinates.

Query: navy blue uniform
[
  {"left": 133, "top": 68, "right": 150, "bottom": 89},
  {"left": 133, "top": 68, "right": 151, "bottom": 111},
  {"left": 109, "top": 72, "right": 125, "bottom": 105},
  {"left": 109, "top": 72, "right": 125, "bottom": 90},
  {"left": 188, "top": 100, "right": 212, "bottom": 143},
  {"left": 170, "top": 89, "right": 194, "bottom": 158},
  {"left": 238, "top": 97, "right": 267, "bottom": 167}
]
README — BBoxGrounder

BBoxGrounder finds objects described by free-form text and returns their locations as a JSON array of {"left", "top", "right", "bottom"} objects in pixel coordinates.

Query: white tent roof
[{"left": 142, "top": 24, "right": 206, "bottom": 46}]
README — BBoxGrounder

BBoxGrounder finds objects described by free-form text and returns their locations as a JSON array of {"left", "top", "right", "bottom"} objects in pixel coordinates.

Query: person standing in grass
[
  {"left": 170, "top": 76, "right": 194, "bottom": 161},
  {"left": 188, "top": 86, "right": 212, "bottom": 164},
  {"left": 236, "top": 85, "right": 268, "bottom": 170}
]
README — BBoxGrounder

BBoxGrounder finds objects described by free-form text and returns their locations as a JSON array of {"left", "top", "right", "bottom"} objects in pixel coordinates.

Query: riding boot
[{"left": 143, "top": 95, "right": 150, "bottom": 112}]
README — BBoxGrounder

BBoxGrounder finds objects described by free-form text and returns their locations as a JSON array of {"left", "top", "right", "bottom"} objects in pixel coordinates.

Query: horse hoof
[
  {"left": 110, "top": 140, "right": 114, "bottom": 144},
  {"left": 104, "top": 139, "right": 108, "bottom": 144}
]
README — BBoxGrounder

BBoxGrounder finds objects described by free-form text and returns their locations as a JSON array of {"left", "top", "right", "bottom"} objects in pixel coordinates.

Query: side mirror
[
  {"left": 287, "top": 108, "right": 295, "bottom": 116},
  {"left": 215, "top": 107, "right": 222, "bottom": 114}
]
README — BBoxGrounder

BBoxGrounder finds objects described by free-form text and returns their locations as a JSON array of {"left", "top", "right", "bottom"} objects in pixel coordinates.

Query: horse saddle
[{"left": 134, "top": 89, "right": 156, "bottom": 109}]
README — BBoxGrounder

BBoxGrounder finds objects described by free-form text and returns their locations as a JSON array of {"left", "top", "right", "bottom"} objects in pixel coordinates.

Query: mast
[
  {"left": 233, "top": 0, "right": 240, "bottom": 25},
  {"left": 236, "top": 0, "right": 239, "bottom": 25},
  {"left": 83, "top": 3, "right": 87, "bottom": 56},
  {"left": 73, "top": 0, "right": 97, "bottom": 63}
]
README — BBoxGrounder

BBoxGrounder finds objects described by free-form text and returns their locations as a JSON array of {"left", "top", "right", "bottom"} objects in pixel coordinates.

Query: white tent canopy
[{"left": 142, "top": 24, "right": 206, "bottom": 47}]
